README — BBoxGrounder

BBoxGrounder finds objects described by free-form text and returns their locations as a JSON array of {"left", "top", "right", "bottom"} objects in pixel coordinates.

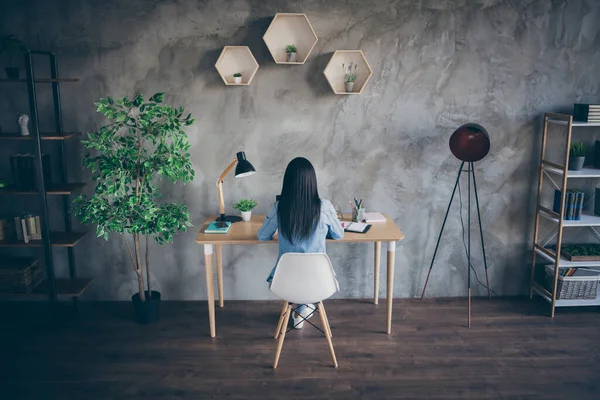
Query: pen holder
[{"left": 352, "top": 208, "right": 365, "bottom": 222}]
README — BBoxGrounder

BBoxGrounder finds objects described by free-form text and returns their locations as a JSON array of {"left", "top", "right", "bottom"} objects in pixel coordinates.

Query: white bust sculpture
[{"left": 18, "top": 114, "right": 29, "bottom": 136}]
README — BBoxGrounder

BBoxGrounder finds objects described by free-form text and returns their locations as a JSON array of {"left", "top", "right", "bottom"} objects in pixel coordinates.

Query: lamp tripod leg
[
  {"left": 467, "top": 162, "right": 472, "bottom": 328},
  {"left": 471, "top": 163, "right": 491, "bottom": 300},
  {"left": 421, "top": 161, "right": 465, "bottom": 299}
]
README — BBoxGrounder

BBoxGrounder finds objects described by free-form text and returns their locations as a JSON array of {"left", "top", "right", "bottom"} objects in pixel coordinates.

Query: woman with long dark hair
[{"left": 258, "top": 157, "right": 343, "bottom": 328}]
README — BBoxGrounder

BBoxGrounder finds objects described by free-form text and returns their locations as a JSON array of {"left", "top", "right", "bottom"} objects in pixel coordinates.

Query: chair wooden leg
[
  {"left": 273, "top": 304, "right": 292, "bottom": 369},
  {"left": 318, "top": 302, "right": 338, "bottom": 368},
  {"left": 319, "top": 303, "right": 332, "bottom": 337},
  {"left": 274, "top": 301, "right": 288, "bottom": 339}
]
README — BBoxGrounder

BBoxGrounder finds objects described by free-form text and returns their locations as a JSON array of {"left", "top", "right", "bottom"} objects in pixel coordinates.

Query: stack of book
[
  {"left": 553, "top": 189, "right": 584, "bottom": 220},
  {"left": 560, "top": 268, "right": 579, "bottom": 277},
  {"left": 9, "top": 153, "right": 51, "bottom": 190},
  {"left": 15, "top": 214, "right": 42, "bottom": 243},
  {"left": 573, "top": 104, "right": 600, "bottom": 123}
]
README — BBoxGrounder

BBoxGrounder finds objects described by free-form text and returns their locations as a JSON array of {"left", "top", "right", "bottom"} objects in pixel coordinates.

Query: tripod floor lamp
[
  {"left": 420, "top": 123, "right": 491, "bottom": 327},
  {"left": 216, "top": 151, "right": 256, "bottom": 224}
]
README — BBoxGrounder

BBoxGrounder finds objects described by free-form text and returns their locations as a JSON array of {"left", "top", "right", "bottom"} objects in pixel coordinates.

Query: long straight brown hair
[{"left": 277, "top": 157, "right": 321, "bottom": 244}]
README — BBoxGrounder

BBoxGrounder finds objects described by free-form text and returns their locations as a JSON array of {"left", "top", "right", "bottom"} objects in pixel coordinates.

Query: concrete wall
[{"left": 1, "top": 0, "right": 599, "bottom": 300}]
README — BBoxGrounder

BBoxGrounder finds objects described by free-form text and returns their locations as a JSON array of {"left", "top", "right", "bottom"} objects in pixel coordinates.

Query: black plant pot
[
  {"left": 5, "top": 67, "right": 19, "bottom": 79},
  {"left": 568, "top": 156, "right": 585, "bottom": 171},
  {"left": 132, "top": 290, "right": 161, "bottom": 324}
]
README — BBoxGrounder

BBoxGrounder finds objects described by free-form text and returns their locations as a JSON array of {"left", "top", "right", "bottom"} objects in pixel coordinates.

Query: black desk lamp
[{"left": 216, "top": 151, "right": 256, "bottom": 224}]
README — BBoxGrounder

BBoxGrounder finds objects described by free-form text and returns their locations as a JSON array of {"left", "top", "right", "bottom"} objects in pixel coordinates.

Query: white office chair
[{"left": 269, "top": 253, "right": 339, "bottom": 368}]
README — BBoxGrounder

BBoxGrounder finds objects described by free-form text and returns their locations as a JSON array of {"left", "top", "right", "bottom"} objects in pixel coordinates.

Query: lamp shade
[
  {"left": 234, "top": 151, "right": 256, "bottom": 178},
  {"left": 449, "top": 123, "right": 490, "bottom": 162}
]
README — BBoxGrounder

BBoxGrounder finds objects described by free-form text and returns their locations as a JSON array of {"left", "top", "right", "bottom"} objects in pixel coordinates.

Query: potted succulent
[
  {"left": 286, "top": 44, "right": 297, "bottom": 62},
  {"left": 0, "top": 35, "right": 27, "bottom": 79},
  {"left": 233, "top": 199, "right": 257, "bottom": 222},
  {"left": 343, "top": 62, "right": 358, "bottom": 92},
  {"left": 233, "top": 72, "right": 242, "bottom": 84},
  {"left": 76, "top": 92, "right": 195, "bottom": 324},
  {"left": 568, "top": 142, "right": 587, "bottom": 171}
]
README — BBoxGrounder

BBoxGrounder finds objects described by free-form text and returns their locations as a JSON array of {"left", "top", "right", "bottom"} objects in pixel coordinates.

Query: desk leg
[
  {"left": 374, "top": 242, "right": 381, "bottom": 305},
  {"left": 216, "top": 244, "right": 224, "bottom": 308},
  {"left": 386, "top": 241, "right": 396, "bottom": 334},
  {"left": 204, "top": 244, "right": 216, "bottom": 338}
]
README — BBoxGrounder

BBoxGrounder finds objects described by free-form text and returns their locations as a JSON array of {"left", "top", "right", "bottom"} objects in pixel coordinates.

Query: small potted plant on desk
[
  {"left": 233, "top": 72, "right": 242, "bottom": 84},
  {"left": 76, "top": 92, "right": 195, "bottom": 324},
  {"left": 233, "top": 199, "right": 257, "bottom": 222},
  {"left": 0, "top": 35, "right": 27, "bottom": 79},
  {"left": 286, "top": 44, "right": 297, "bottom": 62},
  {"left": 569, "top": 142, "right": 587, "bottom": 171}
]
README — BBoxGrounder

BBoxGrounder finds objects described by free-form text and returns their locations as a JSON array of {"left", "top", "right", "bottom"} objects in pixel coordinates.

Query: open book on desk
[{"left": 342, "top": 222, "right": 371, "bottom": 234}]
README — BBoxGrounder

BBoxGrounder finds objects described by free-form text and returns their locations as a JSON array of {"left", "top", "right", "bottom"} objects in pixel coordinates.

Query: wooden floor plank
[{"left": 0, "top": 297, "right": 599, "bottom": 399}]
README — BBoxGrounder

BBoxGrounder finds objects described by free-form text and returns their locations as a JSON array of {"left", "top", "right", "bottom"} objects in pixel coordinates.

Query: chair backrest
[{"left": 270, "top": 253, "right": 338, "bottom": 305}]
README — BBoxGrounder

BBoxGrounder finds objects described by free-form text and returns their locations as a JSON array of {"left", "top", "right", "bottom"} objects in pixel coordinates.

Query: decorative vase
[
  {"left": 286, "top": 52, "right": 297, "bottom": 62},
  {"left": 568, "top": 156, "right": 585, "bottom": 171},
  {"left": 345, "top": 81, "right": 355, "bottom": 92},
  {"left": 234, "top": 76, "right": 242, "bottom": 84},
  {"left": 241, "top": 211, "right": 252, "bottom": 222},
  {"left": 5, "top": 67, "right": 19, "bottom": 79},
  {"left": 132, "top": 290, "right": 161, "bottom": 324}
]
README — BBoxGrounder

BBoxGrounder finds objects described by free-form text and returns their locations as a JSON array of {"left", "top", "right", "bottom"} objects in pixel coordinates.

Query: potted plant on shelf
[
  {"left": 233, "top": 72, "right": 242, "bottom": 84},
  {"left": 233, "top": 199, "right": 257, "bottom": 222},
  {"left": 0, "top": 35, "right": 27, "bottom": 79},
  {"left": 342, "top": 62, "right": 358, "bottom": 92},
  {"left": 286, "top": 44, "right": 297, "bottom": 62},
  {"left": 76, "top": 92, "right": 195, "bottom": 324},
  {"left": 568, "top": 142, "right": 587, "bottom": 171}
]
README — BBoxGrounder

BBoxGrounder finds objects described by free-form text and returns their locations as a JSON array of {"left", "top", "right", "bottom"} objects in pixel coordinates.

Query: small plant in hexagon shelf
[
  {"left": 75, "top": 92, "right": 195, "bottom": 324},
  {"left": 233, "top": 72, "right": 242, "bottom": 84},
  {"left": 286, "top": 44, "right": 297, "bottom": 62},
  {"left": 342, "top": 62, "right": 358, "bottom": 92},
  {"left": 233, "top": 198, "right": 257, "bottom": 222},
  {"left": 568, "top": 142, "right": 587, "bottom": 171}
]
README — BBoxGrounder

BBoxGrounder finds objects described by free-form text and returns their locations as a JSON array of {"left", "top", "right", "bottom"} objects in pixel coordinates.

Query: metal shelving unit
[
  {"left": 529, "top": 113, "right": 600, "bottom": 316},
  {"left": 0, "top": 50, "right": 92, "bottom": 306}
]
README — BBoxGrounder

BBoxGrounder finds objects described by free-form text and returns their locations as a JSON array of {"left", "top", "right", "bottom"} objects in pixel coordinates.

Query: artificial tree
[{"left": 76, "top": 93, "right": 195, "bottom": 302}]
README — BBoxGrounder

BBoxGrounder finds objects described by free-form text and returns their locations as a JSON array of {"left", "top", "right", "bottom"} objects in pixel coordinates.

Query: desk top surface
[{"left": 195, "top": 214, "right": 405, "bottom": 245}]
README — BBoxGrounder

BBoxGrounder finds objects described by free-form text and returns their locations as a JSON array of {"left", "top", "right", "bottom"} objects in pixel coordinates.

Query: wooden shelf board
[
  {"left": 263, "top": 13, "right": 318, "bottom": 65},
  {"left": 547, "top": 119, "right": 600, "bottom": 127},
  {"left": 0, "top": 78, "right": 79, "bottom": 83},
  {"left": 29, "top": 278, "right": 94, "bottom": 297},
  {"left": 533, "top": 285, "right": 600, "bottom": 307},
  {"left": 544, "top": 166, "right": 600, "bottom": 178},
  {"left": 0, "top": 183, "right": 85, "bottom": 195},
  {"left": 0, "top": 132, "right": 81, "bottom": 140},
  {"left": 215, "top": 46, "right": 259, "bottom": 86},
  {"left": 323, "top": 50, "right": 374, "bottom": 95},
  {"left": 540, "top": 212, "right": 600, "bottom": 227},
  {"left": 572, "top": 121, "right": 600, "bottom": 127},
  {"left": 535, "top": 247, "right": 600, "bottom": 267},
  {"left": 0, "top": 232, "right": 87, "bottom": 248}
]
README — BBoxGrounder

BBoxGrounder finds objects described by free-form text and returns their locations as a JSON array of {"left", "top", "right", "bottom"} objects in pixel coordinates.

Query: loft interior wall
[{"left": 0, "top": 0, "right": 598, "bottom": 300}]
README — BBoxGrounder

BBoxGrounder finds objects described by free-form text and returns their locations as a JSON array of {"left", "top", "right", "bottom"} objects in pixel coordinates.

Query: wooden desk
[{"left": 195, "top": 214, "right": 405, "bottom": 337}]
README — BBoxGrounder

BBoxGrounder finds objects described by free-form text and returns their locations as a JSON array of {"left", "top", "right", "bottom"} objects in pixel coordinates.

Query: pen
[{"left": 349, "top": 201, "right": 357, "bottom": 211}]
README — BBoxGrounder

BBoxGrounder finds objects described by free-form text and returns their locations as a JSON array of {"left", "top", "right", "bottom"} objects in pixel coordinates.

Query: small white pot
[
  {"left": 241, "top": 211, "right": 251, "bottom": 222},
  {"left": 345, "top": 81, "right": 355, "bottom": 92},
  {"left": 286, "top": 52, "right": 297, "bottom": 62},
  {"left": 234, "top": 76, "right": 242, "bottom": 84}
]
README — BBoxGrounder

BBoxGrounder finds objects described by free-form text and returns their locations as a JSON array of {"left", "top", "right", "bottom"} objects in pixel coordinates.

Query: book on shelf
[
  {"left": 553, "top": 189, "right": 584, "bottom": 220},
  {"left": 573, "top": 103, "right": 600, "bottom": 122},
  {"left": 8, "top": 153, "right": 52, "bottom": 191}
]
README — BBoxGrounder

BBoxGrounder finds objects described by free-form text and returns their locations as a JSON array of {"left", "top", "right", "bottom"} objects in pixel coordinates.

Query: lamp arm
[{"left": 216, "top": 158, "right": 238, "bottom": 217}]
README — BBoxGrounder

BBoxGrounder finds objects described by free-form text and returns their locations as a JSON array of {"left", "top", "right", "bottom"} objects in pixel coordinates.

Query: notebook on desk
[
  {"left": 343, "top": 222, "right": 371, "bottom": 234},
  {"left": 363, "top": 212, "right": 386, "bottom": 223},
  {"left": 204, "top": 221, "right": 231, "bottom": 234}
]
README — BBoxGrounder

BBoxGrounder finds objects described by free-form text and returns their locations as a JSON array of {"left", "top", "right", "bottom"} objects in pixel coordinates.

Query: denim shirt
[{"left": 258, "top": 199, "right": 344, "bottom": 282}]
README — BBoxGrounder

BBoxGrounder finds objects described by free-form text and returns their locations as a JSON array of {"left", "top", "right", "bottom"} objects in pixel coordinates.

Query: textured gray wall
[{"left": 1, "top": 0, "right": 599, "bottom": 300}]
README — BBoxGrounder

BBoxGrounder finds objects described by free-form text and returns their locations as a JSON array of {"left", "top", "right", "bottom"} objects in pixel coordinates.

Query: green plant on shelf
[
  {"left": 75, "top": 92, "right": 195, "bottom": 302},
  {"left": 342, "top": 62, "right": 358, "bottom": 82},
  {"left": 569, "top": 142, "right": 587, "bottom": 157},
  {"left": 233, "top": 72, "right": 242, "bottom": 77},
  {"left": 233, "top": 199, "right": 257, "bottom": 212},
  {"left": 286, "top": 44, "right": 297, "bottom": 53}
]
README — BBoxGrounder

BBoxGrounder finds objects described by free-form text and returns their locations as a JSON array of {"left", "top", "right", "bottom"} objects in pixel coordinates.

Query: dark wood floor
[{"left": 1, "top": 297, "right": 599, "bottom": 399}]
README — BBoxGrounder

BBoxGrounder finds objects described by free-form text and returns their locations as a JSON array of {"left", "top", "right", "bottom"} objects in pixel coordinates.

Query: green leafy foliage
[
  {"left": 570, "top": 142, "right": 587, "bottom": 157},
  {"left": 0, "top": 35, "right": 27, "bottom": 66},
  {"left": 233, "top": 199, "right": 257, "bottom": 212},
  {"left": 233, "top": 72, "right": 242, "bottom": 77},
  {"left": 75, "top": 93, "right": 195, "bottom": 300},
  {"left": 286, "top": 44, "right": 297, "bottom": 53}
]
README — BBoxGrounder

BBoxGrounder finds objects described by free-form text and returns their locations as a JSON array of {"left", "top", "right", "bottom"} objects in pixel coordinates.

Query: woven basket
[
  {"left": 0, "top": 258, "right": 43, "bottom": 294},
  {"left": 545, "top": 266, "right": 600, "bottom": 300}
]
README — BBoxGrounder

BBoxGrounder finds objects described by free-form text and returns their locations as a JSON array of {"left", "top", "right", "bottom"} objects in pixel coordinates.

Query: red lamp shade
[{"left": 449, "top": 123, "right": 490, "bottom": 162}]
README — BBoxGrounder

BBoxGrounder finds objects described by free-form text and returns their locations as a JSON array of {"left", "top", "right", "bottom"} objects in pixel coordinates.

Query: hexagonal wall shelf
[
  {"left": 215, "top": 46, "right": 259, "bottom": 86},
  {"left": 263, "top": 13, "right": 318, "bottom": 64},
  {"left": 323, "top": 50, "right": 373, "bottom": 95}
]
